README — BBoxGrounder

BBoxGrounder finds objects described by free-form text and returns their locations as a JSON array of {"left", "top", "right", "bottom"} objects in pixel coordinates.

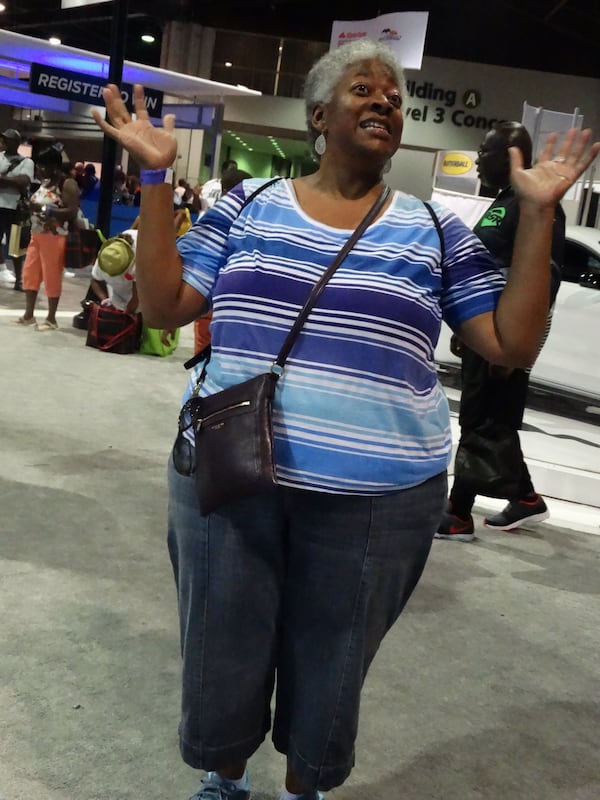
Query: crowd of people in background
[
  {"left": 0, "top": 126, "right": 246, "bottom": 345},
  {"left": 70, "top": 161, "right": 205, "bottom": 212}
]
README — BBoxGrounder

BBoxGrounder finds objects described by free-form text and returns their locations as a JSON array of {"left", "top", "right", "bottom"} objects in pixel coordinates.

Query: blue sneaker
[{"left": 189, "top": 771, "right": 251, "bottom": 800}]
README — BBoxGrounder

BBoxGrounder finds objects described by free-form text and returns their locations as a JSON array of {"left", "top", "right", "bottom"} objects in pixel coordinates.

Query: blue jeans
[{"left": 167, "top": 453, "right": 447, "bottom": 791}]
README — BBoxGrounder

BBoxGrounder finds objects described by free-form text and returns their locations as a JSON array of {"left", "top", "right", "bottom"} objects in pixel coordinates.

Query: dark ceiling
[{"left": 3, "top": 0, "right": 600, "bottom": 79}]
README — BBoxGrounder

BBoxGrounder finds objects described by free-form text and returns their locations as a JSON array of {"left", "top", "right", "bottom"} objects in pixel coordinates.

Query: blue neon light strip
[{"left": 0, "top": 85, "right": 70, "bottom": 112}]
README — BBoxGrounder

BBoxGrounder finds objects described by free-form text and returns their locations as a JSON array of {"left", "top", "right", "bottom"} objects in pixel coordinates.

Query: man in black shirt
[{"left": 436, "top": 122, "right": 565, "bottom": 541}]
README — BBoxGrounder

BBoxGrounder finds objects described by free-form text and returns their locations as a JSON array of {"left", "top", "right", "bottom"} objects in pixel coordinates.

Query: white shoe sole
[
  {"left": 433, "top": 531, "right": 475, "bottom": 542},
  {"left": 484, "top": 509, "right": 550, "bottom": 531}
]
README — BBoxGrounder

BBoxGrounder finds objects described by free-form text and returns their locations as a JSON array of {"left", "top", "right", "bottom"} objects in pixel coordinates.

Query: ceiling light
[
  {"left": 48, "top": 36, "right": 61, "bottom": 46},
  {"left": 0, "top": 3, "right": 6, "bottom": 12},
  {"left": 141, "top": 34, "right": 156, "bottom": 44},
  {"left": 225, "top": 61, "right": 233, "bottom": 68}
]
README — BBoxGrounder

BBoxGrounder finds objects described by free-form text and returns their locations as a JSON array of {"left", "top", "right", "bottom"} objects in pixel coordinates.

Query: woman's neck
[
  {"left": 298, "top": 165, "right": 385, "bottom": 202},
  {"left": 291, "top": 171, "right": 390, "bottom": 229}
]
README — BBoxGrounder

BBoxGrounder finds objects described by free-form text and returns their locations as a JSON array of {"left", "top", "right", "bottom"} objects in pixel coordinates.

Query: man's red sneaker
[{"left": 434, "top": 510, "right": 475, "bottom": 542}]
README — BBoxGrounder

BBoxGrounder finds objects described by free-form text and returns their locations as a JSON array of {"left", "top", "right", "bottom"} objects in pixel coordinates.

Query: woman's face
[{"left": 316, "top": 58, "right": 404, "bottom": 164}]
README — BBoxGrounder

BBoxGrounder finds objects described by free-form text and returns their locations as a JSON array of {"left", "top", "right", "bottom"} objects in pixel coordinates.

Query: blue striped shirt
[{"left": 177, "top": 178, "right": 504, "bottom": 494}]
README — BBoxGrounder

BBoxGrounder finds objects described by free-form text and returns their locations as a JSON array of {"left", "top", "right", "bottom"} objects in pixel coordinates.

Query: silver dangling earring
[
  {"left": 382, "top": 158, "right": 392, "bottom": 174},
  {"left": 314, "top": 133, "right": 327, "bottom": 156}
]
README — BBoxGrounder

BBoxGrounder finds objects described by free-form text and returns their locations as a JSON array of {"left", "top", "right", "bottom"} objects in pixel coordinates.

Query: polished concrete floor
[{"left": 1, "top": 272, "right": 599, "bottom": 800}]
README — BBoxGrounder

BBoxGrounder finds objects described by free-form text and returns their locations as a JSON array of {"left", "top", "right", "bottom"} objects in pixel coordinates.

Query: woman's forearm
[{"left": 135, "top": 184, "right": 207, "bottom": 328}]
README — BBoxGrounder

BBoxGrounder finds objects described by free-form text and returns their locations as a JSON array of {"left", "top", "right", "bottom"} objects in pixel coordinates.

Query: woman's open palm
[
  {"left": 92, "top": 83, "right": 177, "bottom": 170},
  {"left": 510, "top": 127, "right": 600, "bottom": 210}
]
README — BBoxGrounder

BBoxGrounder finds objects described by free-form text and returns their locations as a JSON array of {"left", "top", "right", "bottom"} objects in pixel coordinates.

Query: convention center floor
[{"left": 1, "top": 270, "right": 599, "bottom": 800}]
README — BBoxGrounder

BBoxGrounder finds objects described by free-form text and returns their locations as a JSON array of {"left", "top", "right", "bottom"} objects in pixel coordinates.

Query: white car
[{"left": 435, "top": 225, "right": 600, "bottom": 402}]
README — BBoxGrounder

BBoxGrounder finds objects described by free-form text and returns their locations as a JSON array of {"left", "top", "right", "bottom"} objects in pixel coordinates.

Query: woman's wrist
[{"left": 140, "top": 168, "right": 173, "bottom": 185}]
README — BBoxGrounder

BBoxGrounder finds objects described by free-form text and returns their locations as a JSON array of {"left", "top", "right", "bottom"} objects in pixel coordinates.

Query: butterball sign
[{"left": 29, "top": 63, "right": 163, "bottom": 117}]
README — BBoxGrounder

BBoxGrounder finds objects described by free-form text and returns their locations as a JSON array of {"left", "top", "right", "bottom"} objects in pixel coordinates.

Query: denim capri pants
[{"left": 167, "top": 453, "right": 447, "bottom": 791}]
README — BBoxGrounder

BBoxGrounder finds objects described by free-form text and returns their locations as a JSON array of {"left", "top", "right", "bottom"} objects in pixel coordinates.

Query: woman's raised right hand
[{"left": 92, "top": 83, "right": 177, "bottom": 170}]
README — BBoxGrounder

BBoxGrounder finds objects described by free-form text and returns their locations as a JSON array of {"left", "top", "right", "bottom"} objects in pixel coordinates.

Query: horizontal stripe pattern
[{"left": 178, "top": 179, "right": 504, "bottom": 494}]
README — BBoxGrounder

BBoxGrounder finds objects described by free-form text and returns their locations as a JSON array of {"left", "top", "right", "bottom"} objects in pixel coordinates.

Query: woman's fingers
[
  {"left": 163, "top": 113, "right": 176, "bottom": 134},
  {"left": 574, "top": 133, "right": 600, "bottom": 175},
  {"left": 91, "top": 107, "right": 118, "bottom": 138},
  {"left": 552, "top": 128, "right": 588, "bottom": 171},
  {"left": 542, "top": 128, "right": 599, "bottom": 177},
  {"left": 536, "top": 131, "right": 558, "bottom": 164},
  {"left": 521, "top": 128, "right": 600, "bottom": 202},
  {"left": 101, "top": 84, "right": 133, "bottom": 128},
  {"left": 508, "top": 144, "right": 524, "bottom": 174},
  {"left": 132, "top": 84, "right": 148, "bottom": 120},
  {"left": 562, "top": 128, "right": 588, "bottom": 163}
]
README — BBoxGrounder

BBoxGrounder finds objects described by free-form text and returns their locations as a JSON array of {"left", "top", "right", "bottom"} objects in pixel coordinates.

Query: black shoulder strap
[
  {"left": 423, "top": 201, "right": 445, "bottom": 264},
  {"left": 4, "top": 155, "right": 25, "bottom": 175},
  {"left": 239, "top": 177, "right": 282, "bottom": 213},
  {"left": 183, "top": 181, "right": 388, "bottom": 374},
  {"left": 273, "top": 184, "right": 391, "bottom": 372}
]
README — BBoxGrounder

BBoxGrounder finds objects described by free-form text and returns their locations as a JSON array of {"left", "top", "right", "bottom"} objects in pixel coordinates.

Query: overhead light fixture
[
  {"left": 141, "top": 34, "right": 155, "bottom": 44},
  {"left": 268, "top": 135, "right": 287, "bottom": 159},
  {"left": 48, "top": 36, "right": 61, "bottom": 46},
  {"left": 225, "top": 61, "right": 233, "bottom": 68},
  {"left": 0, "top": 4, "right": 6, "bottom": 12}
]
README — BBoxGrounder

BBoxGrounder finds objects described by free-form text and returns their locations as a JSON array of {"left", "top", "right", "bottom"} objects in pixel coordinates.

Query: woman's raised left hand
[
  {"left": 92, "top": 84, "right": 177, "bottom": 170},
  {"left": 509, "top": 127, "right": 600, "bottom": 210}
]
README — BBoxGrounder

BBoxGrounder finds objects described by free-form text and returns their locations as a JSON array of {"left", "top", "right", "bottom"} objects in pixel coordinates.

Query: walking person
[
  {"left": 436, "top": 122, "right": 566, "bottom": 542},
  {"left": 92, "top": 40, "right": 599, "bottom": 800}
]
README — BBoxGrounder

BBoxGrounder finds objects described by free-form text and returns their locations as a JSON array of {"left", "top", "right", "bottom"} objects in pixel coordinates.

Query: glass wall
[{"left": 210, "top": 29, "right": 327, "bottom": 98}]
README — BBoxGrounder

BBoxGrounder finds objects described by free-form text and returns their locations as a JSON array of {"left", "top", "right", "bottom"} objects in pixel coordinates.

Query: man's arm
[{"left": 0, "top": 159, "right": 32, "bottom": 193}]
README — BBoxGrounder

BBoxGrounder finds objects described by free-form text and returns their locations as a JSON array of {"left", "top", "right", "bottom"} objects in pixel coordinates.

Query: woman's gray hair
[{"left": 304, "top": 40, "right": 406, "bottom": 144}]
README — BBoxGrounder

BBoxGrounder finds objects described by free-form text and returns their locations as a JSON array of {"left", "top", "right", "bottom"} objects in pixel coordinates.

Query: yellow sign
[{"left": 441, "top": 152, "right": 474, "bottom": 175}]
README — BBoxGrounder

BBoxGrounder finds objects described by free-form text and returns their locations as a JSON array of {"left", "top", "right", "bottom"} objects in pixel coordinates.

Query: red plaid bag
[{"left": 85, "top": 303, "right": 142, "bottom": 354}]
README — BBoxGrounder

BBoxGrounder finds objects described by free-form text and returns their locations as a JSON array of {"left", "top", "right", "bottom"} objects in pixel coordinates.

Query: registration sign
[{"left": 29, "top": 63, "right": 163, "bottom": 117}]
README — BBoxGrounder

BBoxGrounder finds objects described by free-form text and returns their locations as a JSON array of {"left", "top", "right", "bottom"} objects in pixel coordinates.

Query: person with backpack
[{"left": 0, "top": 128, "right": 34, "bottom": 291}]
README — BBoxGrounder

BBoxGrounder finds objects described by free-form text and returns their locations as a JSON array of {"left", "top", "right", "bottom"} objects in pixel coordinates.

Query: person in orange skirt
[{"left": 15, "top": 144, "right": 80, "bottom": 331}]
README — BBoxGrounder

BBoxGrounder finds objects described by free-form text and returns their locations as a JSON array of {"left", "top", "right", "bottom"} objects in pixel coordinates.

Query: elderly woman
[{"left": 93, "top": 40, "right": 598, "bottom": 800}]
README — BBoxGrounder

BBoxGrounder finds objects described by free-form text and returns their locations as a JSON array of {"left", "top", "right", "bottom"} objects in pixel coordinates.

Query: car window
[{"left": 562, "top": 240, "right": 600, "bottom": 283}]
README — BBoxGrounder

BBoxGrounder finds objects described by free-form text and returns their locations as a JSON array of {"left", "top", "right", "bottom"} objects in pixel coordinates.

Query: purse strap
[
  {"left": 184, "top": 182, "right": 390, "bottom": 380},
  {"left": 271, "top": 183, "right": 391, "bottom": 375},
  {"left": 423, "top": 201, "right": 445, "bottom": 264}
]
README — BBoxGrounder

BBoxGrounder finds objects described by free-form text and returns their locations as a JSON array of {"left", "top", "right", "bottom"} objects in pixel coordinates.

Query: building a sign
[
  {"left": 330, "top": 11, "right": 428, "bottom": 69},
  {"left": 404, "top": 79, "right": 502, "bottom": 130},
  {"left": 29, "top": 63, "right": 163, "bottom": 117}
]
